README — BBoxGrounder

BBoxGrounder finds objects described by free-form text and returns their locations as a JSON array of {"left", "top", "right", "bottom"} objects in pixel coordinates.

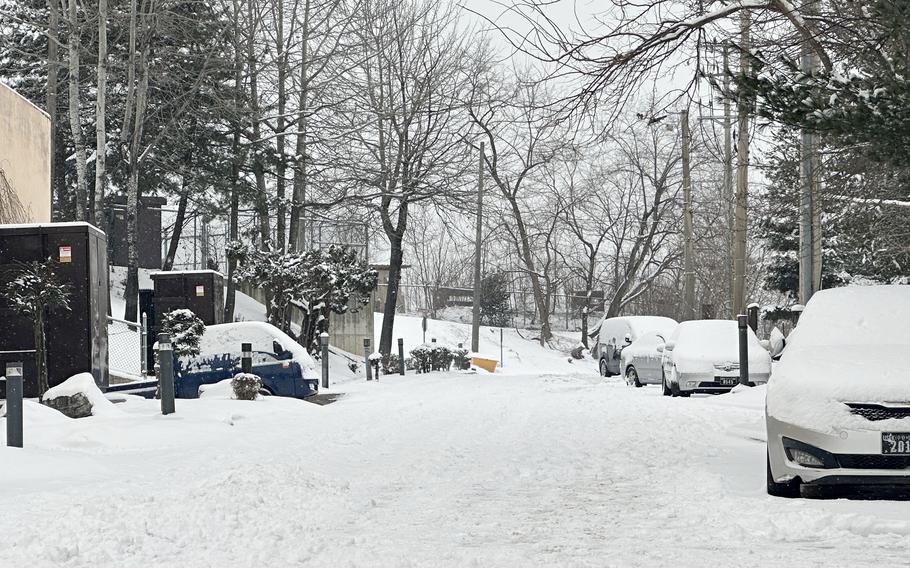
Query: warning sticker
[
  {"left": 196, "top": 285, "right": 205, "bottom": 297},
  {"left": 59, "top": 246, "right": 72, "bottom": 263}
]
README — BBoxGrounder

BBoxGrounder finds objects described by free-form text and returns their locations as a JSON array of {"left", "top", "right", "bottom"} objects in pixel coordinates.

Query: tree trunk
[
  {"left": 275, "top": 1, "right": 287, "bottom": 251},
  {"left": 163, "top": 190, "right": 188, "bottom": 271},
  {"left": 93, "top": 0, "right": 108, "bottom": 226},
  {"left": 123, "top": 2, "right": 151, "bottom": 323},
  {"left": 288, "top": 0, "right": 311, "bottom": 253},
  {"left": 35, "top": 310, "right": 48, "bottom": 398},
  {"left": 378, "top": 230, "right": 404, "bottom": 357},
  {"left": 508, "top": 198, "right": 551, "bottom": 345},
  {"left": 66, "top": 0, "right": 89, "bottom": 222},
  {"left": 223, "top": 0, "right": 243, "bottom": 323},
  {"left": 47, "top": 0, "right": 60, "bottom": 218}
]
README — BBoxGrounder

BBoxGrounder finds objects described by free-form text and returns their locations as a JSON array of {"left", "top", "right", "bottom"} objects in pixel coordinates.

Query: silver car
[{"left": 620, "top": 331, "right": 670, "bottom": 387}]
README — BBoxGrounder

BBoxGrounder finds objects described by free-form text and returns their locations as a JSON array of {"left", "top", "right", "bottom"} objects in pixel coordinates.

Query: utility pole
[
  {"left": 732, "top": 12, "right": 751, "bottom": 317},
  {"left": 471, "top": 142, "right": 484, "bottom": 353},
  {"left": 799, "top": 0, "right": 822, "bottom": 305},
  {"left": 680, "top": 109, "right": 696, "bottom": 321},
  {"left": 723, "top": 42, "right": 734, "bottom": 318}
]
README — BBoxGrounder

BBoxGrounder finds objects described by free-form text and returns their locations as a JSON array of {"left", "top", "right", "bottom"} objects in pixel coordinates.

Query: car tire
[
  {"left": 599, "top": 359, "right": 609, "bottom": 377},
  {"left": 766, "top": 451, "right": 800, "bottom": 498},
  {"left": 661, "top": 372, "right": 671, "bottom": 396},
  {"left": 626, "top": 366, "right": 642, "bottom": 388}
]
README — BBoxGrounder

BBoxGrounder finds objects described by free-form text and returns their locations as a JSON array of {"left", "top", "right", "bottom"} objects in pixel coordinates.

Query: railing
[{"left": 108, "top": 316, "right": 146, "bottom": 380}]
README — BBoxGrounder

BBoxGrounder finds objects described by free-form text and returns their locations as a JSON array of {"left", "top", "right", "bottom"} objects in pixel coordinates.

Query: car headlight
[{"left": 782, "top": 437, "right": 838, "bottom": 469}]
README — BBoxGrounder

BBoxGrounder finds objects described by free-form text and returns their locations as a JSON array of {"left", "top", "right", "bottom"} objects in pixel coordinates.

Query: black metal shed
[{"left": 0, "top": 222, "right": 109, "bottom": 397}]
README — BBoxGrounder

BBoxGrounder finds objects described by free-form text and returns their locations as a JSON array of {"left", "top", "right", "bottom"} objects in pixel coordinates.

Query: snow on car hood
[{"left": 767, "top": 344, "right": 910, "bottom": 433}]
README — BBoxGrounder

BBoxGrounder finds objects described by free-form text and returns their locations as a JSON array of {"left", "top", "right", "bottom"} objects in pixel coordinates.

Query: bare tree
[
  {"left": 469, "top": 72, "right": 570, "bottom": 345},
  {"left": 65, "top": 0, "right": 88, "bottom": 221}
]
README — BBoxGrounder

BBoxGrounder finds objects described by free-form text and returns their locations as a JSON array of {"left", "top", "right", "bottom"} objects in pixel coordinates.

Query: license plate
[
  {"left": 716, "top": 377, "right": 738, "bottom": 386},
  {"left": 882, "top": 433, "right": 910, "bottom": 454}
]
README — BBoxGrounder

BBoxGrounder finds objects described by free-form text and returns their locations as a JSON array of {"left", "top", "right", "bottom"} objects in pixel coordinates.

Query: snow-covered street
[{"left": 3, "top": 369, "right": 910, "bottom": 567}]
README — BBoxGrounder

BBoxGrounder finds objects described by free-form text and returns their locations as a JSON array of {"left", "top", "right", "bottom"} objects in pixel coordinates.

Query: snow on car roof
[{"left": 199, "top": 321, "right": 315, "bottom": 372}]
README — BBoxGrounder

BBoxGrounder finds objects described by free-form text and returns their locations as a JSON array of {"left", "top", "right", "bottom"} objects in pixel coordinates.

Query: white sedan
[
  {"left": 766, "top": 285, "right": 910, "bottom": 498},
  {"left": 659, "top": 319, "right": 771, "bottom": 397}
]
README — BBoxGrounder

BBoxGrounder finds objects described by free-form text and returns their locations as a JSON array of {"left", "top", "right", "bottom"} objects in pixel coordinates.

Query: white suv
[{"left": 766, "top": 285, "right": 910, "bottom": 497}]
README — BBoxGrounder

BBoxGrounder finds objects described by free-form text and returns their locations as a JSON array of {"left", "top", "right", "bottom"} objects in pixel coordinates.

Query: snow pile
[
  {"left": 768, "top": 285, "right": 910, "bottom": 431},
  {"left": 43, "top": 373, "right": 121, "bottom": 417}
]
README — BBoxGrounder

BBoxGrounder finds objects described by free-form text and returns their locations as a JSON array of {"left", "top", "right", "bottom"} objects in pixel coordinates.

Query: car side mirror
[
  {"left": 624, "top": 333, "right": 632, "bottom": 344},
  {"left": 664, "top": 340, "right": 676, "bottom": 351},
  {"left": 655, "top": 344, "right": 664, "bottom": 353}
]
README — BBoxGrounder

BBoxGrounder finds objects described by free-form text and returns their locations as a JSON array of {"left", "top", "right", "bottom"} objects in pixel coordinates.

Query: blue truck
[{"left": 109, "top": 322, "right": 319, "bottom": 400}]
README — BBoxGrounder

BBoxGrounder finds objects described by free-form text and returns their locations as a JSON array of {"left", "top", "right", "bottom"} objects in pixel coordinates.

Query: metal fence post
[
  {"left": 737, "top": 315, "right": 751, "bottom": 386},
  {"left": 364, "top": 338, "right": 373, "bottom": 381},
  {"left": 321, "top": 332, "right": 330, "bottom": 389},
  {"left": 158, "top": 333, "right": 176, "bottom": 415},
  {"left": 398, "top": 338, "right": 405, "bottom": 375},
  {"left": 241, "top": 342, "right": 253, "bottom": 374},
  {"left": 5, "top": 362, "right": 23, "bottom": 448},
  {"left": 141, "top": 313, "right": 148, "bottom": 375}
]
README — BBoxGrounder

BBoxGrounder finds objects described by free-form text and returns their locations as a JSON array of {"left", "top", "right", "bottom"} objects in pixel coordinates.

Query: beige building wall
[{"left": 0, "top": 82, "right": 52, "bottom": 223}]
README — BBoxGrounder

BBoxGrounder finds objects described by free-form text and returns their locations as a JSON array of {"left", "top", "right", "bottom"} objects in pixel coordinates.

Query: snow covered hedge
[{"left": 231, "top": 373, "right": 262, "bottom": 400}]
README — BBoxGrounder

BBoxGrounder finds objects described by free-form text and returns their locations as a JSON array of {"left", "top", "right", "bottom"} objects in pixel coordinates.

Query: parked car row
[
  {"left": 595, "top": 285, "right": 910, "bottom": 498},
  {"left": 595, "top": 315, "right": 771, "bottom": 396}
]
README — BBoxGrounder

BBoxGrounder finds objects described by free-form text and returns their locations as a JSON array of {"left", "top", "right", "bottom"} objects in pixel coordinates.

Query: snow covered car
[
  {"left": 594, "top": 315, "right": 678, "bottom": 377},
  {"left": 620, "top": 330, "right": 673, "bottom": 387},
  {"left": 176, "top": 321, "right": 319, "bottom": 399},
  {"left": 659, "top": 319, "right": 770, "bottom": 397},
  {"left": 766, "top": 285, "right": 910, "bottom": 497}
]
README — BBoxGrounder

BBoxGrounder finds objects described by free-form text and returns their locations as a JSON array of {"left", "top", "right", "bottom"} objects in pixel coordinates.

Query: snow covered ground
[{"left": 3, "top": 367, "right": 910, "bottom": 566}]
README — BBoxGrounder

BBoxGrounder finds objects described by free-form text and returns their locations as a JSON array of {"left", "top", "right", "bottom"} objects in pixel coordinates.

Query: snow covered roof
[{"left": 149, "top": 270, "right": 224, "bottom": 278}]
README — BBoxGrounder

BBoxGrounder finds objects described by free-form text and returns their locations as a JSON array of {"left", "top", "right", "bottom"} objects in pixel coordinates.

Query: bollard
[
  {"left": 364, "top": 338, "right": 373, "bottom": 381},
  {"left": 141, "top": 313, "right": 149, "bottom": 375},
  {"left": 320, "top": 332, "right": 330, "bottom": 389},
  {"left": 241, "top": 342, "right": 253, "bottom": 374},
  {"left": 747, "top": 304, "right": 759, "bottom": 333},
  {"left": 158, "top": 333, "right": 176, "bottom": 415},
  {"left": 737, "top": 315, "right": 752, "bottom": 387},
  {"left": 398, "top": 338, "right": 405, "bottom": 375},
  {"left": 5, "top": 362, "right": 23, "bottom": 448}
]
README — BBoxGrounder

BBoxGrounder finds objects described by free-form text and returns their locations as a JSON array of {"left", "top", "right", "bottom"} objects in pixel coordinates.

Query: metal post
[
  {"left": 320, "top": 332, "right": 329, "bottom": 389},
  {"left": 241, "top": 342, "right": 252, "bottom": 374},
  {"left": 747, "top": 305, "right": 759, "bottom": 333},
  {"left": 364, "top": 338, "right": 372, "bottom": 381},
  {"left": 158, "top": 333, "right": 176, "bottom": 415},
  {"left": 5, "top": 362, "right": 23, "bottom": 448},
  {"left": 398, "top": 337, "right": 405, "bottom": 375},
  {"left": 141, "top": 312, "right": 148, "bottom": 375},
  {"left": 471, "top": 141, "right": 484, "bottom": 353},
  {"left": 732, "top": 11, "right": 751, "bottom": 318},
  {"left": 737, "top": 315, "right": 751, "bottom": 387},
  {"left": 500, "top": 328, "right": 504, "bottom": 368}
]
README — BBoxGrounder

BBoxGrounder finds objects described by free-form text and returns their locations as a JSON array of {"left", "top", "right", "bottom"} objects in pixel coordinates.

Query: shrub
[
  {"left": 409, "top": 343, "right": 456, "bottom": 373},
  {"left": 232, "top": 373, "right": 262, "bottom": 400},
  {"left": 453, "top": 346, "right": 471, "bottom": 370}
]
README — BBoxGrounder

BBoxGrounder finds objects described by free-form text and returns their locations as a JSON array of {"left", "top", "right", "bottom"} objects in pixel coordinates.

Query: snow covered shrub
[
  {"left": 430, "top": 345, "right": 454, "bottom": 371},
  {"left": 409, "top": 345, "right": 432, "bottom": 374},
  {"left": 0, "top": 258, "right": 72, "bottom": 397},
  {"left": 231, "top": 373, "right": 261, "bottom": 400},
  {"left": 160, "top": 309, "right": 206, "bottom": 358},
  {"left": 453, "top": 346, "right": 470, "bottom": 370},
  {"left": 382, "top": 353, "right": 401, "bottom": 374}
]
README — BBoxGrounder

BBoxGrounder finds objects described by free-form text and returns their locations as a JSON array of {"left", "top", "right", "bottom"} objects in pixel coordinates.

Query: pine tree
[
  {"left": 1, "top": 258, "right": 72, "bottom": 397},
  {"left": 159, "top": 309, "right": 205, "bottom": 359},
  {"left": 480, "top": 273, "right": 510, "bottom": 327}
]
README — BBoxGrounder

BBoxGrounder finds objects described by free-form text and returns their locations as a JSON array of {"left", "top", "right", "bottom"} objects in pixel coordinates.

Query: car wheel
[
  {"left": 661, "top": 371, "right": 671, "bottom": 396},
  {"left": 669, "top": 367, "right": 690, "bottom": 398},
  {"left": 766, "top": 451, "right": 800, "bottom": 498},
  {"left": 599, "top": 358, "right": 609, "bottom": 377},
  {"left": 626, "top": 366, "right": 642, "bottom": 388}
]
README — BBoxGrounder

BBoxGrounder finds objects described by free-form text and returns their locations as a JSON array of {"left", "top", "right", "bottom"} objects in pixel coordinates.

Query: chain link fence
[{"left": 108, "top": 316, "right": 145, "bottom": 380}]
